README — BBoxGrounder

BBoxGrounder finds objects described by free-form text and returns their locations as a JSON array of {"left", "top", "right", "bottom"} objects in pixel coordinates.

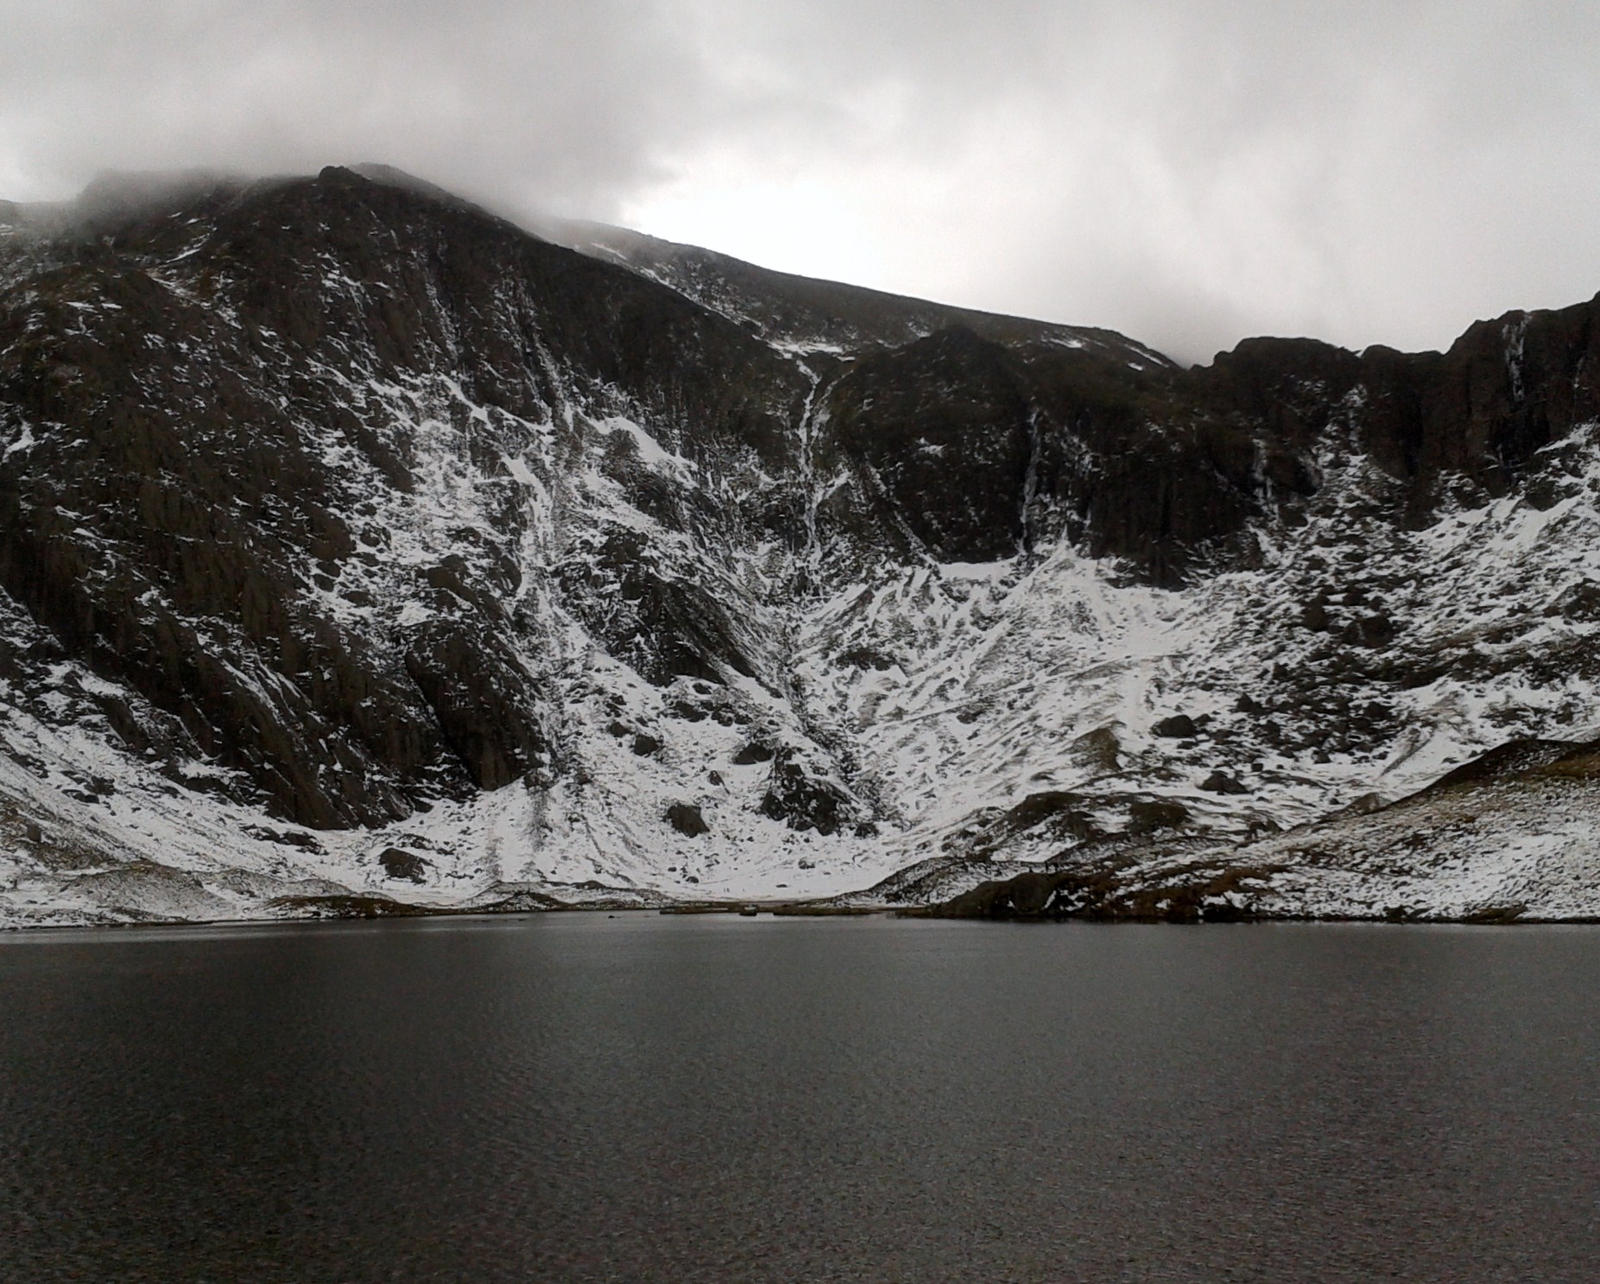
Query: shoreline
[{"left": 7, "top": 898, "right": 1600, "bottom": 934}]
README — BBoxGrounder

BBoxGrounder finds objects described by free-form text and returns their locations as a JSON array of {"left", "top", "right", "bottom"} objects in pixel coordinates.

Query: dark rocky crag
[
  {"left": 0, "top": 168, "right": 808, "bottom": 829},
  {"left": 2, "top": 165, "right": 1598, "bottom": 923}
]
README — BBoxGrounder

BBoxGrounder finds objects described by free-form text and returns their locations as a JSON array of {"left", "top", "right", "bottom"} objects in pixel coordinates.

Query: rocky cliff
[{"left": 2, "top": 166, "right": 1597, "bottom": 925}]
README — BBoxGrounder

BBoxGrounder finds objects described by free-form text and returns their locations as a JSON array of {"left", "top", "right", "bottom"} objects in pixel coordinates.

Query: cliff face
[{"left": 1, "top": 166, "right": 1597, "bottom": 925}]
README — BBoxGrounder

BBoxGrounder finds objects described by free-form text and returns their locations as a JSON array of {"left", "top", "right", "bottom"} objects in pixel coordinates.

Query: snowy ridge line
[{"left": 4, "top": 166, "right": 1600, "bottom": 924}]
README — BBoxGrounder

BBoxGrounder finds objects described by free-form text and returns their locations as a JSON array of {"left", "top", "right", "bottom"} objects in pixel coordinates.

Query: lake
[{"left": 2, "top": 916, "right": 1598, "bottom": 1281}]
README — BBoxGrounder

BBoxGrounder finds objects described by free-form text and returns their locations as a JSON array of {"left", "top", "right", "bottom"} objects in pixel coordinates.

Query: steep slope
[
  {"left": 1, "top": 165, "right": 1597, "bottom": 925},
  {"left": 542, "top": 217, "right": 1172, "bottom": 364},
  {"left": 900, "top": 736, "right": 1600, "bottom": 923}
]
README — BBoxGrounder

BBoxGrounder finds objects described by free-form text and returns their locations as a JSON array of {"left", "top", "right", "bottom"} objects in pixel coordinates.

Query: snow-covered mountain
[{"left": 2, "top": 165, "right": 1597, "bottom": 926}]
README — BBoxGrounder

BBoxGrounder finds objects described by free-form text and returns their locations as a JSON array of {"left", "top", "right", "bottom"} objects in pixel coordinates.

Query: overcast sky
[{"left": 3, "top": 1, "right": 1598, "bottom": 363}]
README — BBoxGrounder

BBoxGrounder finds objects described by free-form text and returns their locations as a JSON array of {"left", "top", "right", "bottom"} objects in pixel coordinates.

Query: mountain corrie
[{"left": 1, "top": 165, "right": 1597, "bottom": 926}]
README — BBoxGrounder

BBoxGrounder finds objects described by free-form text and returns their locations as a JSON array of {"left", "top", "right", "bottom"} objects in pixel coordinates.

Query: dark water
[{"left": 3, "top": 917, "right": 1599, "bottom": 1283}]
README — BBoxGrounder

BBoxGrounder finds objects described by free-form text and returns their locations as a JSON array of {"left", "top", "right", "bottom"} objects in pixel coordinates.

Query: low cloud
[{"left": 5, "top": 1, "right": 1599, "bottom": 362}]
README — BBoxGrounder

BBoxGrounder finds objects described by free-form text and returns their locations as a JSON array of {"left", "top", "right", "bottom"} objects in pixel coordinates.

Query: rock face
[
  {"left": 1, "top": 165, "right": 1599, "bottom": 925},
  {"left": 903, "top": 735, "right": 1600, "bottom": 923}
]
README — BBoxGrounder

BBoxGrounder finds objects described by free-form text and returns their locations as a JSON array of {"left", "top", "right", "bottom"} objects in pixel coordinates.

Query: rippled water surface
[{"left": 3, "top": 916, "right": 1599, "bottom": 1282}]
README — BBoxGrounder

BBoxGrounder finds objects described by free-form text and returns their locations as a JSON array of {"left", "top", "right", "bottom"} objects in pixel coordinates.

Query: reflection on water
[{"left": 3, "top": 917, "right": 1598, "bottom": 1282}]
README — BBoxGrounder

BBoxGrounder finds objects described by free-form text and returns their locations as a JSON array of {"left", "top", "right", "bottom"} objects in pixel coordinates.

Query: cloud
[
  {"left": 0, "top": 1, "right": 713, "bottom": 214},
  {"left": 4, "top": 1, "right": 1600, "bottom": 362}
]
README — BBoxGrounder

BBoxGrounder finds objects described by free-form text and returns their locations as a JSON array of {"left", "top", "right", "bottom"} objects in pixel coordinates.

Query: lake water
[{"left": 3, "top": 916, "right": 1598, "bottom": 1282}]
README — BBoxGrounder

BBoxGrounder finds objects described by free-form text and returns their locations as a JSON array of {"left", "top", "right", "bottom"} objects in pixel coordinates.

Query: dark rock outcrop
[
  {"left": 758, "top": 751, "right": 851, "bottom": 835},
  {"left": 918, "top": 859, "right": 1283, "bottom": 922},
  {"left": 377, "top": 847, "right": 430, "bottom": 883},
  {"left": 665, "top": 803, "right": 709, "bottom": 836},
  {"left": 1152, "top": 714, "right": 1198, "bottom": 739}
]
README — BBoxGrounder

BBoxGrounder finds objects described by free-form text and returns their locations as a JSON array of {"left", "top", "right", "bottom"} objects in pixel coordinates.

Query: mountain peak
[{"left": 2, "top": 166, "right": 1599, "bottom": 925}]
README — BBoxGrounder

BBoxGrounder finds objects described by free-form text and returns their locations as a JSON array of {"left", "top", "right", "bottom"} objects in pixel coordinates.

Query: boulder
[
  {"left": 665, "top": 803, "right": 709, "bottom": 836},
  {"left": 376, "top": 847, "right": 430, "bottom": 883}
]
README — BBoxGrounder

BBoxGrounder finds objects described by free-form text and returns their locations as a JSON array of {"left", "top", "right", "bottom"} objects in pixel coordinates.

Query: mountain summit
[{"left": 1, "top": 165, "right": 1597, "bottom": 925}]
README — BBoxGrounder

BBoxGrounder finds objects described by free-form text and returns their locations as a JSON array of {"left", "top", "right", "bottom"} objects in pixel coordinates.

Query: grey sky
[{"left": 3, "top": 1, "right": 1598, "bottom": 364}]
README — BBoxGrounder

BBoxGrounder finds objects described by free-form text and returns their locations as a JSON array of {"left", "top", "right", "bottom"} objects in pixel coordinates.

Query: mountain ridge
[{"left": 1, "top": 164, "right": 1597, "bottom": 926}]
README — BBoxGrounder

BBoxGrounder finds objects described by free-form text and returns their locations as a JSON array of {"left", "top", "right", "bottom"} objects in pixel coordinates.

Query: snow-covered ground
[
  {"left": 4, "top": 170, "right": 1600, "bottom": 927},
  {"left": 5, "top": 406, "right": 1598, "bottom": 925}
]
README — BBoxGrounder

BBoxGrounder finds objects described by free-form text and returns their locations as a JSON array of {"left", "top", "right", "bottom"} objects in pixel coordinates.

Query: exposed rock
[
  {"left": 1129, "top": 799, "right": 1190, "bottom": 833},
  {"left": 919, "top": 859, "right": 1282, "bottom": 923},
  {"left": 404, "top": 623, "right": 551, "bottom": 793},
  {"left": 666, "top": 803, "right": 709, "bottom": 836},
  {"left": 1544, "top": 580, "right": 1600, "bottom": 621},
  {"left": 837, "top": 647, "right": 895, "bottom": 671},
  {"left": 1070, "top": 727, "right": 1122, "bottom": 772},
  {"left": 758, "top": 752, "right": 851, "bottom": 835},
  {"left": 5, "top": 164, "right": 1600, "bottom": 925},
  {"left": 1152, "top": 714, "right": 1198, "bottom": 739},
  {"left": 377, "top": 847, "right": 430, "bottom": 883}
]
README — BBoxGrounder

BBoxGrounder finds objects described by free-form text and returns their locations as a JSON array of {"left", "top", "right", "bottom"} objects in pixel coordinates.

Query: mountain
[{"left": 1, "top": 165, "right": 1597, "bottom": 926}]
